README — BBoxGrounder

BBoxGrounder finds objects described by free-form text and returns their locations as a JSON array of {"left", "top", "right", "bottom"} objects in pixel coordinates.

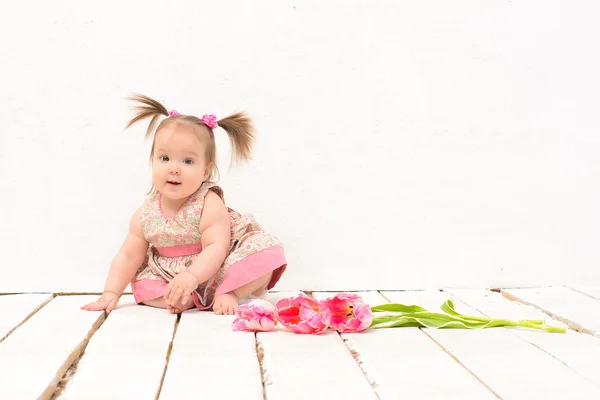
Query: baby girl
[{"left": 82, "top": 95, "right": 286, "bottom": 315}]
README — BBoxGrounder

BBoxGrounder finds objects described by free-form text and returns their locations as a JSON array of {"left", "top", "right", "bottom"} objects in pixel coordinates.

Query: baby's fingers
[
  {"left": 181, "top": 291, "right": 190, "bottom": 306},
  {"left": 106, "top": 298, "right": 119, "bottom": 314},
  {"left": 81, "top": 300, "right": 107, "bottom": 311},
  {"left": 164, "top": 285, "right": 172, "bottom": 303},
  {"left": 170, "top": 286, "right": 184, "bottom": 306}
]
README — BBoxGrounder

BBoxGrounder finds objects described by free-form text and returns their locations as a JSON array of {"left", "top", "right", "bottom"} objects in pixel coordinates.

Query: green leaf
[
  {"left": 371, "top": 318, "right": 423, "bottom": 329},
  {"left": 411, "top": 312, "right": 488, "bottom": 329},
  {"left": 518, "top": 319, "right": 544, "bottom": 325},
  {"left": 371, "top": 303, "right": 428, "bottom": 313},
  {"left": 369, "top": 298, "right": 566, "bottom": 333},
  {"left": 438, "top": 299, "right": 564, "bottom": 332},
  {"left": 440, "top": 300, "right": 493, "bottom": 323},
  {"left": 371, "top": 315, "right": 403, "bottom": 325}
]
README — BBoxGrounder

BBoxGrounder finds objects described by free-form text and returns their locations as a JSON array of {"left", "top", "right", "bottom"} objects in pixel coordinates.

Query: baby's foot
[
  {"left": 167, "top": 295, "right": 195, "bottom": 314},
  {"left": 213, "top": 292, "right": 239, "bottom": 315}
]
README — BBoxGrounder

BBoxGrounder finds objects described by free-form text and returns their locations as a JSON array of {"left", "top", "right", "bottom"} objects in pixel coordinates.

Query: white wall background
[{"left": 1, "top": 1, "right": 598, "bottom": 292}]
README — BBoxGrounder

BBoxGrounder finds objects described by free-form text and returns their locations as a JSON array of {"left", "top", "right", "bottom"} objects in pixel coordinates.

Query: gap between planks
[
  {"left": 446, "top": 289, "right": 600, "bottom": 391},
  {"left": 43, "top": 303, "right": 107, "bottom": 399},
  {"left": 50, "top": 294, "right": 277, "bottom": 400},
  {"left": 377, "top": 290, "right": 500, "bottom": 399},
  {"left": 338, "top": 332, "right": 381, "bottom": 396},
  {"left": 255, "top": 332, "right": 268, "bottom": 400},
  {"left": 309, "top": 291, "right": 382, "bottom": 398},
  {"left": 568, "top": 286, "right": 600, "bottom": 301},
  {"left": 0, "top": 294, "right": 54, "bottom": 345},
  {"left": 447, "top": 289, "right": 573, "bottom": 369},
  {"left": 53, "top": 299, "right": 181, "bottom": 399},
  {"left": 314, "top": 290, "right": 499, "bottom": 399},
  {"left": 500, "top": 289, "right": 599, "bottom": 337},
  {"left": 313, "top": 290, "right": 503, "bottom": 398},
  {"left": 258, "top": 291, "right": 377, "bottom": 399},
  {"left": 155, "top": 314, "right": 181, "bottom": 400},
  {"left": 48, "top": 313, "right": 110, "bottom": 399},
  {"left": 419, "top": 330, "right": 501, "bottom": 399},
  {"left": 50, "top": 352, "right": 85, "bottom": 399},
  {"left": 0, "top": 295, "right": 107, "bottom": 399}
]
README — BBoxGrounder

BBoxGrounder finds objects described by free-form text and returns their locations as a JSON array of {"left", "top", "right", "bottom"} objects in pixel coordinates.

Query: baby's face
[{"left": 151, "top": 123, "right": 209, "bottom": 201}]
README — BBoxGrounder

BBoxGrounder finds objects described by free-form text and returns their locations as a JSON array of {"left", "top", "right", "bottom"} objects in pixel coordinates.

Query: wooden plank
[
  {"left": 569, "top": 286, "right": 600, "bottom": 301},
  {"left": 0, "top": 295, "right": 105, "bottom": 399},
  {"left": 449, "top": 289, "right": 600, "bottom": 388},
  {"left": 314, "top": 291, "right": 494, "bottom": 399},
  {"left": 502, "top": 287, "right": 600, "bottom": 335},
  {"left": 382, "top": 290, "right": 600, "bottom": 399},
  {"left": 161, "top": 292, "right": 303, "bottom": 399},
  {"left": 0, "top": 293, "right": 53, "bottom": 343},
  {"left": 159, "top": 311, "right": 263, "bottom": 400},
  {"left": 257, "top": 292, "right": 377, "bottom": 400},
  {"left": 60, "top": 296, "right": 176, "bottom": 399}
]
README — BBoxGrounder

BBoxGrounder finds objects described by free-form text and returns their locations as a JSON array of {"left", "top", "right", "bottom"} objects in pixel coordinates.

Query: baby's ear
[{"left": 203, "top": 163, "right": 211, "bottom": 180}]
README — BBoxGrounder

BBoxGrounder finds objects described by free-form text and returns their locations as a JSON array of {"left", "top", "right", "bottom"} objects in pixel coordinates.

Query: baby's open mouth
[{"left": 167, "top": 181, "right": 181, "bottom": 185}]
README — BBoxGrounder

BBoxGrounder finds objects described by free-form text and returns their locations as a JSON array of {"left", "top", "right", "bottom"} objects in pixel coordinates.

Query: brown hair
[{"left": 125, "top": 94, "right": 255, "bottom": 183}]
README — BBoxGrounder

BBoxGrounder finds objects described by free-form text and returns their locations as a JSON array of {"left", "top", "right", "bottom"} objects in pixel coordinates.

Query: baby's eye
[
  {"left": 159, "top": 155, "right": 169, "bottom": 162},
  {"left": 183, "top": 159, "right": 194, "bottom": 165}
]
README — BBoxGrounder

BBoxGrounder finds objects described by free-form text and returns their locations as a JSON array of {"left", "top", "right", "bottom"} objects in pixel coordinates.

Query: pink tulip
[
  {"left": 276, "top": 293, "right": 328, "bottom": 334},
  {"left": 232, "top": 299, "right": 278, "bottom": 332},
  {"left": 322, "top": 293, "right": 373, "bottom": 333}
]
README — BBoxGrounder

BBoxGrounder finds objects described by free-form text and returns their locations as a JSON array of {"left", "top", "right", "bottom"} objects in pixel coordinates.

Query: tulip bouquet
[
  {"left": 233, "top": 293, "right": 372, "bottom": 334},
  {"left": 232, "top": 293, "right": 566, "bottom": 334}
]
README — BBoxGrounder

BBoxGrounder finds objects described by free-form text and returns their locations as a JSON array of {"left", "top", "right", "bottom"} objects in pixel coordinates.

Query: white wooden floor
[{"left": 1, "top": 287, "right": 600, "bottom": 399}]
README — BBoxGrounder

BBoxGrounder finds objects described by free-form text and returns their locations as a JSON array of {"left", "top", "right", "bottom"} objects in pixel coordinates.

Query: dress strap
[{"left": 198, "top": 181, "right": 225, "bottom": 203}]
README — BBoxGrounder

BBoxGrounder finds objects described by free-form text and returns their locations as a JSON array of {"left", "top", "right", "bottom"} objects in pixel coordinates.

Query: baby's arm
[
  {"left": 164, "top": 191, "right": 231, "bottom": 307},
  {"left": 82, "top": 208, "right": 149, "bottom": 313}
]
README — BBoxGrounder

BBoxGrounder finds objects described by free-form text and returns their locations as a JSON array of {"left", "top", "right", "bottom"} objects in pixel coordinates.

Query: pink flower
[
  {"left": 201, "top": 114, "right": 218, "bottom": 129},
  {"left": 276, "top": 293, "right": 328, "bottom": 334},
  {"left": 232, "top": 299, "right": 278, "bottom": 332},
  {"left": 322, "top": 293, "right": 373, "bottom": 333}
]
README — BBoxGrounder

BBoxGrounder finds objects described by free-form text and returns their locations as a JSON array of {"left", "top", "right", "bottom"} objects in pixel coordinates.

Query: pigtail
[
  {"left": 125, "top": 94, "right": 169, "bottom": 138},
  {"left": 217, "top": 112, "right": 255, "bottom": 165}
]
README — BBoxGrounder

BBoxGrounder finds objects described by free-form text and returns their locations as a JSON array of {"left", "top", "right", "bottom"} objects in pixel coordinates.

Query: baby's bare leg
[
  {"left": 234, "top": 271, "right": 273, "bottom": 299},
  {"left": 142, "top": 295, "right": 195, "bottom": 314},
  {"left": 213, "top": 272, "right": 273, "bottom": 316},
  {"left": 141, "top": 296, "right": 168, "bottom": 308}
]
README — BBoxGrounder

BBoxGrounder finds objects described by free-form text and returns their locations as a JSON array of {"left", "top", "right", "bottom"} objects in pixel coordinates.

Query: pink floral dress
[{"left": 131, "top": 181, "right": 287, "bottom": 310}]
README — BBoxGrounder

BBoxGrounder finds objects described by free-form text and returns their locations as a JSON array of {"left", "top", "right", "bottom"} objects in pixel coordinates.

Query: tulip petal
[
  {"left": 232, "top": 318, "right": 252, "bottom": 331},
  {"left": 322, "top": 293, "right": 373, "bottom": 332},
  {"left": 232, "top": 299, "right": 278, "bottom": 332},
  {"left": 275, "top": 293, "right": 328, "bottom": 334}
]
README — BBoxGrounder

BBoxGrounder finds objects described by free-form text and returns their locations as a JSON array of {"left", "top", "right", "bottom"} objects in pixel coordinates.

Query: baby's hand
[
  {"left": 165, "top": 271, "right": 199, "bottom": 307},
  {"left": 81, "top": 292, "right": 120, "bottom": 314}
]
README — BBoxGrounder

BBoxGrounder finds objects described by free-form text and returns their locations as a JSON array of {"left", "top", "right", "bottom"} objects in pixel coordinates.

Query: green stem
[{"left": 519, "top": 321, "right": 566, "bottom": 333}]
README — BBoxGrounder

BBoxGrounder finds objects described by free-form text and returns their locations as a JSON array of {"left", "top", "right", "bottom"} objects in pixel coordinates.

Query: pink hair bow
[
  {"left": 168, "top": 110, "right": 181, "bottom": 117},
  {"left": 201, "top": 114, "right": 218, "bottom": 129}
]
